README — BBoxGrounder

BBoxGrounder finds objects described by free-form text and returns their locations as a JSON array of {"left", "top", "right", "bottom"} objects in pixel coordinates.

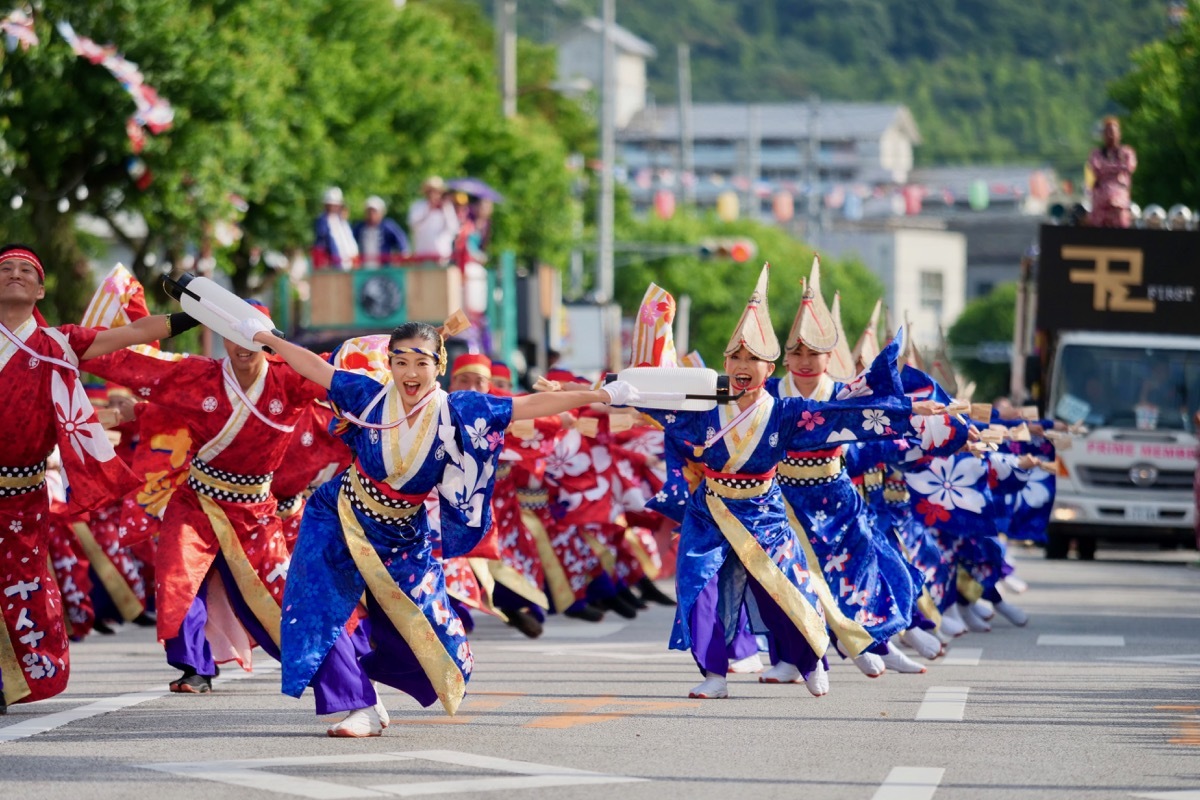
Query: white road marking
[
  {"left": 915, "top": 687, "right": 970, "bottom": 721},
  {"left": 369, "top": 750, "right": 647, "bottom": 796},
  {"left": 142, "top": 754, "right": 402, "bottom": 799},
  {"left": 0, "top": 662, "right": 278, "bottom": 744},
  {"left": 491, "top": 642, "right": 688, "bottom": 661},
  {"left": 871, "top": 767, "right": 946, "bottom": 800},
  {"left": 538, "top": 621, "right": 629, "bottom": 639},
  {"left": 1132, "top": 791, "right": 1200, "bottom": 799},
  {"left": 1037, "top": 635, "right": 1125, "bottom": 647},
  {"left": 138, "top": 750, "right": 648, "bottom": 798},
  {"left": 1110, "top": 654, "right": 1200, "bottom": 666},
  {"left": 941, "top": 648, "right": 982, "bottom": 666}
]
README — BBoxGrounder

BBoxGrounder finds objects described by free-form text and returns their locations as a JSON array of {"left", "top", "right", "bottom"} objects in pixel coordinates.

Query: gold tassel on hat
[
  {"left": 724, "top": 263, "right": 780, "bottom": 362},
  {"left": 785, "top": 256, "right": 838, "bottom": 354}
]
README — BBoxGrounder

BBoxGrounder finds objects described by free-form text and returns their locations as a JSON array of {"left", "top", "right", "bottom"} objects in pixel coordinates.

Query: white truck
[{"left": 1031, "top": 225, "right": 1200, "bottom": 559}]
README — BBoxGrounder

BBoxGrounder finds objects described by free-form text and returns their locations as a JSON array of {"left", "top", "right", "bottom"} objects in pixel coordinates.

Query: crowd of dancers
[{"left": 0, "top": 243, "right": 1060, "bottom": 738}]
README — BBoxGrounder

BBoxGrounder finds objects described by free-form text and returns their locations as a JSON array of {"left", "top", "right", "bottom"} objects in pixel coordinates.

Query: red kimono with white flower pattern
[
  {"left": 85, "top": 350, "right": 324, "bottom": 663},
  {"left": 515, "top": 416, "right": 606, "bottom": 605},
  {"left": 606, "top": 424, "right": 667, "bottom": 585},
  {"left": 44, "top": 468, "right": 94, "bottom": 640},
  {"left": 272, "top": 404, "right": 350, "bottom": 550},
  {"left": 487, "top": 414, "right": 566, "bottom": 609},
  {"left": 0, "top": 322, "right": 139, "bottom": 707}
]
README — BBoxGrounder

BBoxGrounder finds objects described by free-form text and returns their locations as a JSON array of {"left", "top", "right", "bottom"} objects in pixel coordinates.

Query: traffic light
[{"left": 698, "top": 238, "right": 757, "bottom": 263}]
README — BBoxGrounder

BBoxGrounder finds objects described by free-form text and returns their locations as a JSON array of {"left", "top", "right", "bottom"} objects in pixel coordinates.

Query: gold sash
[
  {"left": 71, "top": 522, "right": 144, "bottom": 622},
  {"left": 581, "top": 530, "right": 617, "bottom": 575},
  {"left": 705, "top": 491, "right": 830, "bottom": 656},
  {"left": 197, "top": 493, "right": 282, "bottom": 648},
  {"left": 622, "top": 528, "right": 661, "bottom": 581},
  {"left": 339, "top": 489, "right": 465, "bottom": 716},
  {"left": 488, "top": 560, "right": 550, "bottom": 610},
  {"left": 956, "top": 566, "right": 984, "bottom": 604},
  {"left": 0, "top": 470, "right": 45, "bottom": 490},
  {"left": 521, "top": 508, "right": 575, "bottom": 613},
  {"left": 782, "top": 501, "right": 875, "bottom": 657},
  {"left": 0, "top": 609, "right": 31, "bottom": 706},
  {"left": 917, "top": 590, "right": 943, "bottom": 627}
]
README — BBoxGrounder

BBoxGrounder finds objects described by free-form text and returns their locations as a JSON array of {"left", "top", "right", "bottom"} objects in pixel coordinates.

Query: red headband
[{"left": 0, "top": 248, "right": 44, "bottom": 281}]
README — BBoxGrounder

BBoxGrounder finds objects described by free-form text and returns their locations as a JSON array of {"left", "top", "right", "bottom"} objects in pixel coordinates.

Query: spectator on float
[
  {"left": 312, "top": 187, "right": 359, "bottom": 270},
  {"left": 470, "top": 198, "right": 494, "bottom": 254},
  {"left": 407, "top": 176, "right": 459, "bottom": 261},
  {"left": 353, "top": 196, "right": 410, "bottom": 269},
  {"left": 1087, "top": 116, "right": 1137, "bottom": 229}
]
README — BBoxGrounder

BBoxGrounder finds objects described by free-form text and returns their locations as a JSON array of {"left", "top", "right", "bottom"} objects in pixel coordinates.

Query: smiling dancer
[
  {"left": 0, "top": 244, "right": 188, "bottom": 714},
  {"left": 247, "top": 320, "right": 637, "bottom": 737},
  {"left": 636, "top": 264, "right": 942, "bottom": 700}
]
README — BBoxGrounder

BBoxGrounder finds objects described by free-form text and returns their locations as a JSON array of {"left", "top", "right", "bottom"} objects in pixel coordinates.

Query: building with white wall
[
  {"left": 555, "top": 17, "right": 656, "bottom": 128},
  {"left": 815, "top": 225, "right": 966, "bottom": 349}
]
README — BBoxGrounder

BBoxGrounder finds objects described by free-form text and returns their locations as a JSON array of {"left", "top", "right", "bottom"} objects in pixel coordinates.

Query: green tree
[
  {"left": 611, "top": 211, "right": 884, "bottom": 368},
  {"left": 1, "top": 1, "right": 584, "bottom": 320},
  {"left": 1110, "top": 2, "right": 1200, "bottom": 207},
  {"left": 947, "top": 282, "right": 1017, "bottom": 402}
]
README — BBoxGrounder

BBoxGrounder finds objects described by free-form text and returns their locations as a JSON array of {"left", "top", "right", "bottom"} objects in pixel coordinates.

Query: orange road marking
[
  {"left": 393, "top": 694, "right": 524, "bottom": 725},
  {"left": 525, "top": 696, "right": 701, "bottom": 729},
  {"left": 1155, "top": 705, "right": 1200, "bottom": 746}
]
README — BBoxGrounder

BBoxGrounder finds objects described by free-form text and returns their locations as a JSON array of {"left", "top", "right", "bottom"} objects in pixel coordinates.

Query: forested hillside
[{"left": 498, "top": 0, "right": 1169, "bottom": 170}]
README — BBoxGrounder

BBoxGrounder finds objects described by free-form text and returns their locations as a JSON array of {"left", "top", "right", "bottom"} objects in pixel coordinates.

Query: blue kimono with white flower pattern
[
  {"left": 853, "top": 367, "right": 970, "bottom": 616},
  {"left": 643, "top": 339, "right": 914, "bottom": 653},
  {"left": 281, "top": 371, "right": 511, "bottom": 701},
  {"left": 769, "top": 369, "right": 920, "bottom": 645}
]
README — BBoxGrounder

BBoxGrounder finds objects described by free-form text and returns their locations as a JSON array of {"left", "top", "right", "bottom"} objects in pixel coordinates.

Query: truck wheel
[
  {"left": 1076, "top": 537, "right": 1097, "bottom": 561},
  {"left": 1045, "top": 531, "right": 1070, "bottom": 560}
]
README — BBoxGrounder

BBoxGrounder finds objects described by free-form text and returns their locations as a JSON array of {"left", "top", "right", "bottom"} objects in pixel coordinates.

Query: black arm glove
[{"left": 166, "top": 312, "right": 201, "bottom": 338}]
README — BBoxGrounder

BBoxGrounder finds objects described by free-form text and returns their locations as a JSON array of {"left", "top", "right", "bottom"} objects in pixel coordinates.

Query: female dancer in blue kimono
[
  {"left": 761, "top": 271, "right": 953, "bottom": 689},
  {"left": 847, "top": 364, "right": 973, "bottom": 660},
  {"left": 640, "top": 265, "right": 943, "bottom": 700},
  {"left": 238, "top": 320, "right": 637, "bottom": 737}
]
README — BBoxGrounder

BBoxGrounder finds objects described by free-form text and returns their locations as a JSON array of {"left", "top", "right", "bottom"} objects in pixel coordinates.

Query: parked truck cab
[{"left": 1032, "top": 224, "right": 1200, "bottom": 559}]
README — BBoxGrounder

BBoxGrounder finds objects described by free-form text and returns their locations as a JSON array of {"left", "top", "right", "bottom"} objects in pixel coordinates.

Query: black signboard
[{"left": 1037, "top": 224, "right": 1200, "bottom": 335}]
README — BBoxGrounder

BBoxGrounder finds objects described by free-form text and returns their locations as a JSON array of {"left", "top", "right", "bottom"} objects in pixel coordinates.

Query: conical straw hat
[
  {"left": 851, "top": 298, "right": 883, "bottom": 371},
  {"left": 927, "top": 326, "right": 959, "bottom": 397},
  {"left": 827, "top": 292, "right": 857, "bottom": 382},
  {"left": 785, "top": 255, "right": 838, "bottom": 353},
  {"left": 902, "top": 311, "right": 926, "bottom": 371},
  {"left": 724, "top": 263, "right": 780, "bottom": 362}
]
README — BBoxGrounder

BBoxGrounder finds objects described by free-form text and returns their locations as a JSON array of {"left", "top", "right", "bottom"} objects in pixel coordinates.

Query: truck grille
[{"left": 1076, "top": 466, "right": 1194, "bottom": 492}]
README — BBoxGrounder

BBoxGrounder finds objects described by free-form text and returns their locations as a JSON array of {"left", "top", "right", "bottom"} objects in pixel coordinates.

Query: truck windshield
[{"left": 1052, "top": 344, "right": 1200, "bottom": 431}]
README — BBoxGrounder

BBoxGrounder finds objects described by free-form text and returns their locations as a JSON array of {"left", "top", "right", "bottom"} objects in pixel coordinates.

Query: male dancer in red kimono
[
  {"left": 86, "top": 301, "right": 340, "bottom": 695},
  {"left": 0, "top": 244, "right": 193, "bottom": 714}
]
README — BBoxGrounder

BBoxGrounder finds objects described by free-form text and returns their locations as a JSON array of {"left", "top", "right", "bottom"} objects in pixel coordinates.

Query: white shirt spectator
[{"left": 407, "top": 197, "right": 459, "bottom": 260}]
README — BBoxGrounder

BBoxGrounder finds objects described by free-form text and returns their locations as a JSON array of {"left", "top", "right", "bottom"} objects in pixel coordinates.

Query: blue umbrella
[{"left": 447, "top": 178, "right": 504, "bottom": 203}]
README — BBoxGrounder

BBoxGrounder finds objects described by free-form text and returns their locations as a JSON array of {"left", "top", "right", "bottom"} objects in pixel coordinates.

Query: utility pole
[
  {"left": 747, "top": 105, "right": 761, "bottom": 220},
  {"left": 495, "top": 0, "right": 517, "bottom": 119},
  {"left": 596, "top": 0, "right": 616, "bottom": 303},
  {"left": 677, "top": 43, "right": 695, "bottom": 206},
  {"left": 804, "top": 93, "right": 821, "bottom": 241},
  {"left": 676, "top": 294, "right": 691, "bottom": 354}
]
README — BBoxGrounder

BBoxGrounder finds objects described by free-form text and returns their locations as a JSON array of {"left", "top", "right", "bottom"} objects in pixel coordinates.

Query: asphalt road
[{"left": 2, "top": 543, "right": 1199, "bottom": 800}]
